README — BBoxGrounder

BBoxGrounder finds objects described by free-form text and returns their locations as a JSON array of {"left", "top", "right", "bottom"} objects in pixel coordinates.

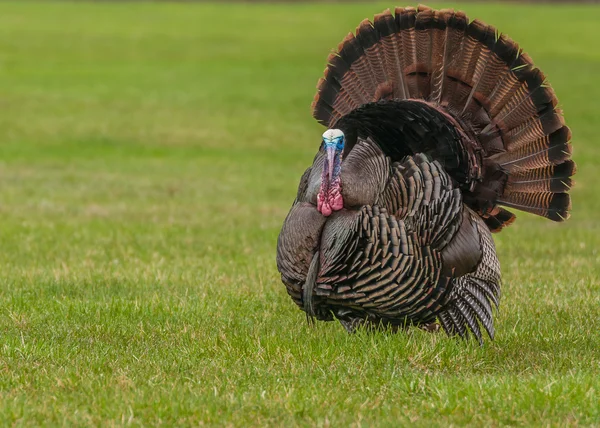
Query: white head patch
[{"left": 322, "top": 129, "right": 344, "bottom": 142}]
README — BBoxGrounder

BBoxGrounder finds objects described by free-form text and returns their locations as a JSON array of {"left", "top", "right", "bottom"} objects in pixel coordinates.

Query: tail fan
[{"left": 311, "top": 5, "right": 575, "bottom": 231}]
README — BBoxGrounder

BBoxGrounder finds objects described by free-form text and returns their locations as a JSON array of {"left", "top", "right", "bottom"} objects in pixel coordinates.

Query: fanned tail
[{"left": 311, "top": 5, "right": 575, "bottom": 231}]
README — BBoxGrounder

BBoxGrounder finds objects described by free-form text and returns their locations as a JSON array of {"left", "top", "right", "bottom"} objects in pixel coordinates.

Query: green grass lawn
[{"left": 0, "top": 1, "right": 598, "bottom": 425}]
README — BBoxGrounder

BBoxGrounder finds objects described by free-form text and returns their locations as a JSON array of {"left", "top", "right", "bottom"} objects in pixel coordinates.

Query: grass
[{"left": 0, "top": 1, "right": 598, "bottom": 425}]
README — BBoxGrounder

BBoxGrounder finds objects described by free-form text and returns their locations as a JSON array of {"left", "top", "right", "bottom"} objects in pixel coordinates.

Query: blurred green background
[{"left": 0, "top": 1, "right": 598, "bottom": 425}]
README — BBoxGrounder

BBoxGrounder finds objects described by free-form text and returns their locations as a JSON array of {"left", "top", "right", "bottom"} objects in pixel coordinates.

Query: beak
[{"left": 326, "top": 145, "right": 336, "bottom": 182}]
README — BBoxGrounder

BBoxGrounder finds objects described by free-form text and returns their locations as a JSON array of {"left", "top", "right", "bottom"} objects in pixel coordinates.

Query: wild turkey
[{"left": 276, "top": 5, "right": 575, "bottom": 343}]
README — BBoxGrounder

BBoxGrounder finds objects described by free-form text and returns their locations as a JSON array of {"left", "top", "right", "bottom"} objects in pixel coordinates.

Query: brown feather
[
  {"left": 484, "top": 207, "right": 516, "bottom": 233},
  {"left": 505, "top": 160, "right": 576, "bottom": 193},
  {"left": 498, "top": 191, "right": 571, "bottom": 221}
]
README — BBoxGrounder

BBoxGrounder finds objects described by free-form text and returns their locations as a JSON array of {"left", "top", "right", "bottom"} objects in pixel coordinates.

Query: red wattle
[
  {"left": 317, "top": 183, "right": 343, "bottom": 217},
  {"left": 330, "top": 190, "right": 344, "bottom": 211},
  {"left": 317, "top": 191, "right": 331, "bottom": 216}
]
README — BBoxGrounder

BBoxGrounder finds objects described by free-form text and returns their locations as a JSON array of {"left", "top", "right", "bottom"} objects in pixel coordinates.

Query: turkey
[{"left": 276, "top": 5, "right": 575, "bottom": 343}]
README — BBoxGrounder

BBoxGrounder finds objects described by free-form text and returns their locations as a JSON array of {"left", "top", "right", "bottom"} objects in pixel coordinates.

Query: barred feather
[
  {"left": 498, "top": 191, "right": 571, "bottom": 221},
  {"left": 506, "top": 160, "right": 576, "bottom": 193}
]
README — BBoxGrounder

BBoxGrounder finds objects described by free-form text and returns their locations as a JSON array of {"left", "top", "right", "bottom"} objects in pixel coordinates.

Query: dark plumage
[{"left": 276, "top": 5, "right": 575, "bottom": 343}]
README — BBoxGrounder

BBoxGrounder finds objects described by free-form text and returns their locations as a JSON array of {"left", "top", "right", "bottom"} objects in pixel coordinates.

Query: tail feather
[
  {"left": 492, "top": 126, "right": 572, "bottom": 170},
  {"left": 486, "top": 64, "right": 527, "bottom": 118},
  {"left": 495, "top": 82, "right": 558, "bottom": 134},
  {"left": 374, "top": 10, "right": 408, "bottom": 99},
  {"left": 440, "top": 11, "right": 469, "bottom": 107},
  {"left": 339, "top": 35, "right": 374, "bottom": 104},
  {"left": 354, "top": 20, "right": 383, "bottom": 94},
  {"left": 503, "top": 109, "right": 565, "bottom": 150},
  {"left": 487, "top": 65, "right": 545, "bottom": 125},
  {"left": 414, "top": 7, "right": 442, "bottom": 99},
  {"left": 484, "top": 207, "right": 516, "bottom": 233},
  {"left": 397, "top": 7, "right": 419, "bottom": 98},
  {"left": 460, "top": 21, "right": 497, "bottom": 116},
  {"left": 447, "top": 19, "right": 491, "bottom": 114},
  {"left": 427, "top": 10, "right": 450, "bottom": 104},
  {"left": 506, "top": 160, "right": 576, "bottom": 193},
  {"left": 311, "top": 6, "right": 575, "bottom": 230},
  {"left": 498, "top": 191, "right": 571, "bottom": 221}
]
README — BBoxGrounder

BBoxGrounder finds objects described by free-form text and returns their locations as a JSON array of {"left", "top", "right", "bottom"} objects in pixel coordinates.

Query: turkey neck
[{"left": 317, "top": 145, "right": 344, "bottom": 217}]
